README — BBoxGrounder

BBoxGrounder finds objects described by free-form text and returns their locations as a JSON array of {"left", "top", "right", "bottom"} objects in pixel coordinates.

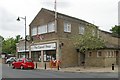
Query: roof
[{"left": 30, "top": 8, "right": 98, "bottom": 28}]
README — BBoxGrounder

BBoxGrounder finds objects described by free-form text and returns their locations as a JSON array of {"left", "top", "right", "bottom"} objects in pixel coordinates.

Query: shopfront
[{"left": 31, "top": 42, "right": 58, "bottom": 68}]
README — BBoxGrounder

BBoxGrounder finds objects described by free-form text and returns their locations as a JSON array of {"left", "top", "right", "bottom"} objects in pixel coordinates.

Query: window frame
[
  {"left": 97, "top": 51, "right": 102, "bottom": 57},
  {"left": 31, "top": 27, "right": 37, "bottom": 36},
  {"left": 64, "top": 21, "right": 71, "bottom": 33},
  {"left": 48, "top": 21, "right": 55, "bottom": 33},
  {"left": 79, "top": 26, "right": 85, "bottom": 35}
]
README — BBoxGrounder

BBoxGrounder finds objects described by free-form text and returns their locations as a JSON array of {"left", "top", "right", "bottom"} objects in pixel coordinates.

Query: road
[{"left": 1, "top": 63, "right": 118, "bottom": 79}]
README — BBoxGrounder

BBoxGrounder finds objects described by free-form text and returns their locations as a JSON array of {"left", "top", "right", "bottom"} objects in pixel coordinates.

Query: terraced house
[{"left": 16, "top": 8, "right": 120, "bottom": 68}]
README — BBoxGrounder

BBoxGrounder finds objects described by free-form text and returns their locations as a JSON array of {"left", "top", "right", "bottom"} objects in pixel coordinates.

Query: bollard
[
  {"left": 112, "top": 64, "right": 114, "bottom": 70},
  {"left": 45, "top": 63, "right": 46, "bottom": 69},
  {"left": 8, "top": 63, "right": 11, "bottom": 67},
  {"left": 36, "top": 62, "right": 37, "bottom": 69},
  {"left": 57, "top": 64, "right": 59, "bottom": 70}
]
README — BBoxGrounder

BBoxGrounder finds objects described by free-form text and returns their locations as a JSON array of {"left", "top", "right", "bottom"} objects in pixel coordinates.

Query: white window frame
[
  {"left": 38, "top": 24, "right": 47, "bottom": 34},
  {"left": 64, "top": 22, "right": 71, "bottom": 32},
  {"left": 92, "top": 29, "right": 95, "bottom": 36},
  {"left": 106, "top": 51, "right": 108, "bottom": 57},
  {"left": 108, "top": 51, "right": 111, "bottom": 57},
  {"left": 31, "top": 27, "right": 37, "bottom": 36},
  {"left": 48, "top": 21, "right": 55, "bottom": 32},
  {"left": 79, "top": 26, "right": 85, "bottom": 35},
  {"left": 97, "top": 51, "right": 102, "bottom": 57},
  {"left": 111, "top": 51, "right": 114, "bottom": 57}
]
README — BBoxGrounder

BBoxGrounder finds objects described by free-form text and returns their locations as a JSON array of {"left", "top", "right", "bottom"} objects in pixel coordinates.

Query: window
[
  {"left": 79, "top": 26, "right": 85, "bottom": 34},
  {"left": 106, "top": 51, "right": 108, "bottom": 57},
  {"left": 38, "top": 24, "right": 47, "bottom": 34},
  {"left": 108, "top": 51, "right": 111, "bottom": 57},
  {"left": 31, "top": 27, "right": 37, "bottom": 36},
  {"left": 97, "top": 51, "right": 102, "bottom": 57},
  {"left": 92, "top": 29, "right": 95, "bottom": 36},
  {"left": 64, "top": 22, "right": 71, "bottom": 32},
  {"left": 43, "top": 51, "right": 56, "bottom": 62},
  {"left": 48, "top": 22, "right": 55, "bottom": 32},
  {"left": 111, "top": 51, "right": 114, "bottom": 57},
  {"left": 88, "top": 52, "right": 92, "bottom": 57}
]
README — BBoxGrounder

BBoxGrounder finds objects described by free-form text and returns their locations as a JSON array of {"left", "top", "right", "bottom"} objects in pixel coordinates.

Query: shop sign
[
  {"left": 17, "top": 46, "right": 29, "bottom": 52},
  {"left": 31, "top": 43, "right": 56, "bottom": 51}
]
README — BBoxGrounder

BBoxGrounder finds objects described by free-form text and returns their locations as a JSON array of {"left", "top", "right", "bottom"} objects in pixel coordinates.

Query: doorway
[{"left": 80, "top": 53, "right": 85, "bottom": 66}]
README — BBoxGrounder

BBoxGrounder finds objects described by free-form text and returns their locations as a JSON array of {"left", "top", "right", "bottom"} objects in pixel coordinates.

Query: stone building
[{"left": 16, "top": 8, "right": 119, "bottom": 68}]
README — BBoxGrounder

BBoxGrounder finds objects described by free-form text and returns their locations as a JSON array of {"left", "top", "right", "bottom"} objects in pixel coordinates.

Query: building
[
  {"left": 16, "top": 8, "right": 120, "bottom": 68},
  {"left": 84, "top": 30, "right": 120, "bottom": 67},
  {"left": 118, "top": 1, "right": 120, "bottom": 25}
]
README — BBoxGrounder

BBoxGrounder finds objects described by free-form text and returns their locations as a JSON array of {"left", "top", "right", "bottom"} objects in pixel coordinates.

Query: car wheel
[
  {"left": 12, "top": 65, "right": 15, "bottom": 69},
  {"left": 20, "top": 66, "right": 24, "bottom": 69},
  {"left": 7, "top": 61, "right": 10, "bottom": 64}
]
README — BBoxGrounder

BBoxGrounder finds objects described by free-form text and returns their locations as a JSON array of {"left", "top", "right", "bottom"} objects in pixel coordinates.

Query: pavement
[{"left": 36, "top": 65, "right": 118, "bottom": 73}]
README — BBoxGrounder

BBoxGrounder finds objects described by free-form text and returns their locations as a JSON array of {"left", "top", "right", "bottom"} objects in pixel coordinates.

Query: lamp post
[{"left": 17, "top": 16, "right": 27, "bottom": 58}]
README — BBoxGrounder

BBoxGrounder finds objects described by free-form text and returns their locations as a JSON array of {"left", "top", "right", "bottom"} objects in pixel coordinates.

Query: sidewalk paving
[{"left": 37, "top": 66, "right": 118, "bottom": 73}]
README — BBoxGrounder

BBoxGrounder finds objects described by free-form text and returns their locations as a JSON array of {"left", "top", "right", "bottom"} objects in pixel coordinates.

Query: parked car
[
  {"left": 6, "top": 57, "right": 16, "bottom": 64},
  {"left": 12, "top": 58, "right": 34, "bottom": 69}
]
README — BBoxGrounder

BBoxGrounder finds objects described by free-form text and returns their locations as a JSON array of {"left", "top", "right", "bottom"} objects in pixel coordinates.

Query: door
[
  {"left": 116, "top": 51, "right": 119, "bottom": 65},
  {"left": 80, "top": 53, "right": 85, "bottom": 66}
]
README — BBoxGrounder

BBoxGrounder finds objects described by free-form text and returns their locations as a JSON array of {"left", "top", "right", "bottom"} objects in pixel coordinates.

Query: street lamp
[{"left": 17, "top": 16, "right": 27, "bottom": 58}]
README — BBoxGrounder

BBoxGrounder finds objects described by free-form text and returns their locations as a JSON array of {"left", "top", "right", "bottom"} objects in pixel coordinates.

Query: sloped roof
[
  {"left": 30, "top": 8, "right": 97, "bottom": 28},
  {"left": 104, "top": 42, "right": 120, "bottom": 49}
]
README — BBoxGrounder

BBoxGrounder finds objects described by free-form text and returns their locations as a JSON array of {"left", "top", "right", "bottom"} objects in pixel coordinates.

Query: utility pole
[{"left": 54, "top": 0, "right": 57, "bottom": 33}]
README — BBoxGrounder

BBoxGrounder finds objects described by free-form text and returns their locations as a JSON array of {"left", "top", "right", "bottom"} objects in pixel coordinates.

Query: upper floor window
[
  {"left": 48, "top": 22, "right": 55, "bottom": 32},
  {"left": 31, "top": 27, "right": 37, "bottom": 36},
  {"left": 79, "top": 26, "right": 85, "bottom": 34},
  {"left": 64, "top": 22, "right": 71, "bottom": 32},
  {"left": 92, "top": 29, "right": 95, "bottom": 36},
  {"left": 38, "top": 24, "right": 47, "bottom": 34}
]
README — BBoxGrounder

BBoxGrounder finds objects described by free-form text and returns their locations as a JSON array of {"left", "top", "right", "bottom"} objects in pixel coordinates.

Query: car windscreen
[{"left": 26, "top": 59, "right": 33, "bottom": 62}]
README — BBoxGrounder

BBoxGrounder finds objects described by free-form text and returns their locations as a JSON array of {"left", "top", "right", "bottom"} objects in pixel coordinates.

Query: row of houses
[{"left": 16, "top": 8, "right": 120, "bottom": 68}]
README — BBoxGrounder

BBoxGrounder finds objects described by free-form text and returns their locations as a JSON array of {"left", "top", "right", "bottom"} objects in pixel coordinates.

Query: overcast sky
[{"left": 0, "top": 0, "right": 119, "bottom": 39}]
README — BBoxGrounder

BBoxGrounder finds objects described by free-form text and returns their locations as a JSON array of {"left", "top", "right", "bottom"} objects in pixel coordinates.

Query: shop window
[
  {"left": 31, "top": 52, "right": 41, "bottom": 62},
  {"left": 97, "top": 51, "right": 102, "bottom": 57},
  {"left": 43, "top": 51, "right": 56, "bottom": 62},
  {"left": 88, "top": 52, "right": 92, "bottom": 57}
]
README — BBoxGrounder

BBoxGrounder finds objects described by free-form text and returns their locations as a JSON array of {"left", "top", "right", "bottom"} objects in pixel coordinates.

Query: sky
[{"left": 0, "top": 0, "right": 119, "bottom": 39}]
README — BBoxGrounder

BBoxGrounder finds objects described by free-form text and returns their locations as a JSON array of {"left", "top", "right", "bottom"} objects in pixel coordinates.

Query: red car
[{"left": 12, "top": 58, "right": 34, "bottom": 69}]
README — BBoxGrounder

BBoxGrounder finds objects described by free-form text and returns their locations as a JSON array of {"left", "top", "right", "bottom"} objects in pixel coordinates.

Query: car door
[
  {"left": 17, "top": 59, "right": 24, "bottom": 68},
  {"left": 14, "top": 59, "right": 22, "bottom": 68}
]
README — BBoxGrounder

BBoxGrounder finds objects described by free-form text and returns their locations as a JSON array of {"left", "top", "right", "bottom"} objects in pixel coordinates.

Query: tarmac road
[{"left": 1, "top": 63, "right": 118, "bottom": 78}]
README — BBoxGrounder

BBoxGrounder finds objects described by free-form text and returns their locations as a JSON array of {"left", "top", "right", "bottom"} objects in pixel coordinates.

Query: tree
[
  {"left": 2, "top": 37, "right": 16, "bottom": 54},
  {"left": 110, "top": 25, "right": 120, "bottom": 36},
  {"left": 2, "top": 35, "right": 22, "bottom": 55},
  {"left": 73, "top": 34, "right": 106, "bottom": 53}
]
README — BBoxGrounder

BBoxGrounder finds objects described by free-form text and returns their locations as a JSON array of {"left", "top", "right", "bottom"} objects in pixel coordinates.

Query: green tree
[
  {"left": 73, "top": 34, "right": 106, "bottom": 53},
  {"left": 2, "top": 35, "right": 22, "bottom": 55},
  {"left": 110, "top": 25, "right": 120, "bottom": 36},
  {"left": 2, "top": 37, "right": 16, "bottom": 54}
]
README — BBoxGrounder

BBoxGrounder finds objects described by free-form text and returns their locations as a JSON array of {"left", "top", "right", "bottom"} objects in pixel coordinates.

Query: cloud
[{"left": 0, "top": 7, "right": 25, "bottom": 38}]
